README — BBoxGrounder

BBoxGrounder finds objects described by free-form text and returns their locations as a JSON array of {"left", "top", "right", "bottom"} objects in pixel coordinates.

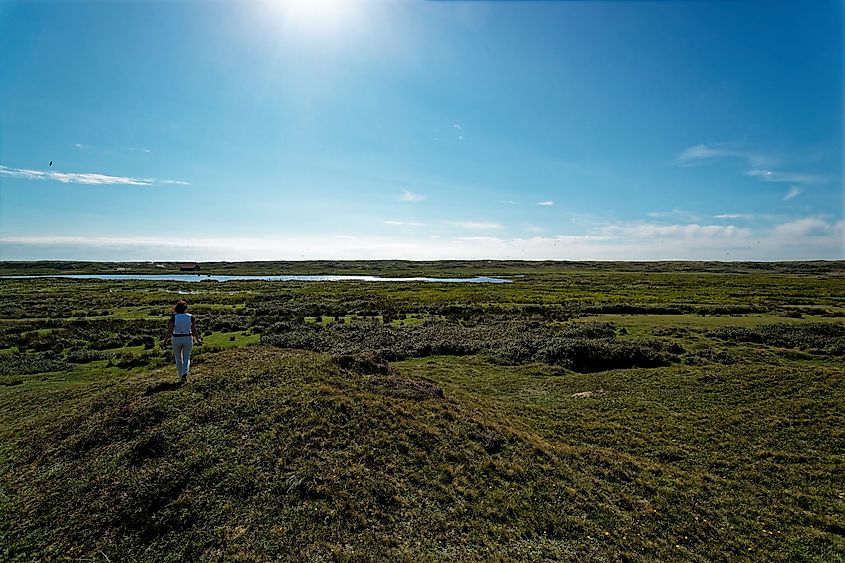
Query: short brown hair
[{"left": 174, "top": 300, "right": 188, "bottom": 313}]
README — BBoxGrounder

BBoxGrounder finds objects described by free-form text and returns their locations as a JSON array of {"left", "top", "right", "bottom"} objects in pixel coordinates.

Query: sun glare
[{"left": 270, "top": 0, "right": 362, "bottom": 37}]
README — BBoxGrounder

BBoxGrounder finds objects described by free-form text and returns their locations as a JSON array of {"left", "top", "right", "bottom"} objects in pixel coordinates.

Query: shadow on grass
[{"left": 143, "top": 381, "right": 184, "bottom": 396}]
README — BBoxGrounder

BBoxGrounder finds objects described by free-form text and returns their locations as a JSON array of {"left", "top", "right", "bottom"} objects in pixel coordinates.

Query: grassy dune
[{"left": 1, "top": 344, "right": 843, "bottom": 561}]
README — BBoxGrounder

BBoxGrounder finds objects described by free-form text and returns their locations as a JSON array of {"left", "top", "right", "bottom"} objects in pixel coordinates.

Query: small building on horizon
[{"left": 179, "top": 262, "right": 200, "bottom": 272}]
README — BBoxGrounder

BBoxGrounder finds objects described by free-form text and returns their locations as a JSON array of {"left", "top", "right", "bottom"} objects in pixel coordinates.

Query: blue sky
[{"left": 0, "top": 0, "right": 842, "bottom": 260}]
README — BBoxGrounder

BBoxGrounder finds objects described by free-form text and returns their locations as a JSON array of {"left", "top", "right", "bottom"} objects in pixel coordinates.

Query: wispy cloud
[
  {"left": 647, "top": 209, "right": 701, "bottom": 222},
  {"left": 714, "top": 213, "right": 754, "bottom": 220},
  {"left": 447, "top": 221, "right": 505, "bottom": 230},
  {"left": 745, "top": 169, "right": 822, "bottom": 184},
  {"left": 783, "top": 186, "right": 803, "bottom": 201},
  {"left": 498, "top": 200, "right": 519, "bottom": 205},
  {"left": 677, "top": 144, "right": 824, "bottom": 192},
  {"left": 536, "top": 201, "right": 554, "bottom": 206},
  {"left": 0, "top": 165, "right": 189, "bottom": 186},
  {"left": 384, "top": 220, "right": 426, "bottom": 227},
  {"left": 676, "top": 143, "right": 773, "bottom": 168},
  {"left": 73, "top": 143, "right": 89, "bottom": 150},
  {"left": 600, "top": 222, "right": 751, "bottom": 239},
  {"left": 399, "top": 190, "right": 426, "bottom": 203}
]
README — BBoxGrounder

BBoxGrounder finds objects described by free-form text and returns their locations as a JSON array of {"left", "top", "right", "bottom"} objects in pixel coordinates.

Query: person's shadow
[{"left": 143, "top": 381, "right": 184, "bottom": 396}]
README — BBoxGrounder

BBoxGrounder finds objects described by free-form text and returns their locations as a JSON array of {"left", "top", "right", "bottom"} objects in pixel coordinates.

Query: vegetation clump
[
  {"left": 263, "top": 320, "right": 681, "bottom": 373},
  {"left": 708, "top": 322, "right": 845, "bottom": 355},
  {"left": 0, "top": 352, "right": 69, "bottom": 375}
]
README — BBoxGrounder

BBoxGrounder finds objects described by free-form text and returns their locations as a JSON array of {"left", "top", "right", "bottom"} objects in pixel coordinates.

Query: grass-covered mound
[{"left": 2, "top": 346, "right": 843, "bottom": 561}]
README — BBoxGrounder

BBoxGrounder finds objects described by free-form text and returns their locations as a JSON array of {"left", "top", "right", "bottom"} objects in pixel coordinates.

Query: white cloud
[
  {"left": 600, "top": 222, "right": 751, "bottom": 239},
  {"left": 772, "top": 217, "right": 841, "bottom": 238},
  {"left": 399, "top": 190, "right": 426, "bottom": 203},
  {"left": 745, "top": 169, "right": 822, "bottom": 184},
  {"left": 3, "top": 225, "right": 842, "bottom": 261},
  {"left": 536, "top": 201, "right": 554, "bottom": 206},
  {"left": 677, "top": 144, "right": 823, "bottom": 190},
  {"left": 0, "top": 165, "right": 188, "bottom": 187},
  {"left": 447, "top": 221, "right": 505, "bottom": 230},
  {"left": 714, "top": 213, "right": 753, "bottom": 220},
  {"left": 73, "top": 143, "right": 90, "bottom": 150},
  {"left": 676, "top": 144, "right": 772, "bottom": 168},
  {"left": 783, "top": 186, "right": 803, "bottom": 200},
  {"left": 384, "top": 220, "right": 425, "bottom": 227},
  {"left": 677, "top": 144, "right": 727, "bottom": 162}
]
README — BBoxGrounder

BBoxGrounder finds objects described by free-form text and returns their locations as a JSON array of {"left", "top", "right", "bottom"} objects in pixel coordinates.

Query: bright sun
[{"left": 271, "top": 0, "right": 361, "bottom": 37}]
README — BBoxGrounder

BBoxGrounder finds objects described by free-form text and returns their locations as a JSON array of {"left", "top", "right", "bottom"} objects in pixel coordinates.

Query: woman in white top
[{"left": 162, "top": 299, "right": 202, "bottom": 383}]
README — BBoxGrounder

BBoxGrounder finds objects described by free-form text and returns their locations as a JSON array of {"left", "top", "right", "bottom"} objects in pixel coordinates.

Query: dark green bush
[
  {"left": 263, "top": 320, "right": 681, "bottom": 373},
  {"left": 537, "top": 338, "right": 674, "bottom": 373},
  {"left": 0, "top": 353, "right": 70, "bottom": 375},
  {"left": 708, "top": 322, "right": 845, "bottom": 355},
  {"left": 66, "top": 348, "right": 113, "bottom": 364}
]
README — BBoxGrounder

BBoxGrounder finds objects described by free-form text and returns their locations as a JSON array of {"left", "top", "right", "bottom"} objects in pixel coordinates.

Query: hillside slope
[{"left": 1, "top": 346, "right": 843, "bottom": 561}]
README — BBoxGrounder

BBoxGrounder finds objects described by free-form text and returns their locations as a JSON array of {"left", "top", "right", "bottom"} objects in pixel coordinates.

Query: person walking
[{"left": 162, "top": 299, "right": 202, "bottom": 384}]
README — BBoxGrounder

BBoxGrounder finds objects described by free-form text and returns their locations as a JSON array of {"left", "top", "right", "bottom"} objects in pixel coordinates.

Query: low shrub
[
  {"left": 537, "top": 338, "right": 675, "bottom": 373},
  {"left": 263, "top": 320, "right": 682, "bottom": 373},
  {"left": 708, "top": 322, "right": 845, "bottom": 355},
  {"left": 0, "top": 353, "right": 70, "bottom": 375},
  {"left": 66, "top": 348, "right": 113, "bottom": 364}
]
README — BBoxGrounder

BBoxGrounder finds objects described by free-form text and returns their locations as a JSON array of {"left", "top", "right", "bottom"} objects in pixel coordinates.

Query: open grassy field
[{"left": 0, "top": 261, "right": 843, "bottom": 561}]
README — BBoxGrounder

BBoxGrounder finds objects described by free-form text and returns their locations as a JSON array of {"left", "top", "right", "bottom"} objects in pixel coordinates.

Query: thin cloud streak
[
  {"left": 677, "top": 144, "right": 824, "bottom": 188},
  {"left": 384, "top": 220, "right": 426, "bottom": 227},
  {"left": 536, "top": 201, "right": 554, "bottom": 206},
  {"left": 714, "top": 213, "right": 754, "bottom": 220},
  {"left": 0, "top": 165, "right": 189, "bottom": 186},
  {"left": 783, "top": 186, "right": 803, "bottom": 200},
  {"left": 745, "top": 169, "right": 822, "bottom": 184},
  {"left": 676, "top": 144, "right": 773, "bottom": 168},
  {"left": 447, "top": 221, "right": 505, "bottom": 230}
]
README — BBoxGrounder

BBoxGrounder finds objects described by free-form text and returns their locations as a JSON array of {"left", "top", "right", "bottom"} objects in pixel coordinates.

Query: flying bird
[{"left": 49, "top": 161, "right": 53, "bottom": 166}]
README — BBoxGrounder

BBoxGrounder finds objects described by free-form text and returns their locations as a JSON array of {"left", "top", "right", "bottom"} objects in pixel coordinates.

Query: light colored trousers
[{"left": 171, "top": 336, "right": 194, "bottom": 378}]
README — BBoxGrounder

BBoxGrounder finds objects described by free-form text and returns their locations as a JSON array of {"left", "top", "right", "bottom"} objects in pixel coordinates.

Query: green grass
[
  {"left": 0, "top": 262, "right": 843, "bottom": 561},
  {"left": 1, "top": 346, "right": 842, "bottom": 561},
  {"left": 201, "top": 330, "right": 261, "bottom": 348},
  {"left": 575, "top": 313, "right": 843, "bottom": 338}
]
